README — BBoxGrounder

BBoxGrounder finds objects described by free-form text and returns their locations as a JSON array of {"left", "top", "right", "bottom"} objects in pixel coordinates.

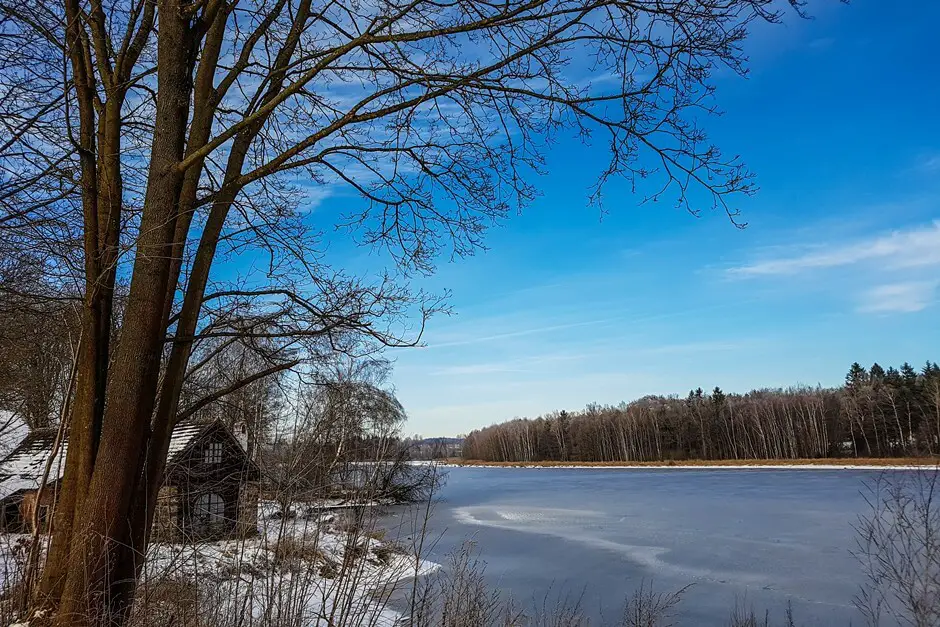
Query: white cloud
[
  {"left": 859, "top": 281, "right": 938, "bottom": 314},
  {"left": 726, "top": 221, "right": 940, "bottom": 316},
  {"left": 728, "top": 221, "right": 940, "bottom": 277}
]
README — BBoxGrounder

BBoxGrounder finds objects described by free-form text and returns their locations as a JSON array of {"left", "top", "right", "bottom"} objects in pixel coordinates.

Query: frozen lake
[{"left": 385, "top": 466, "right": 899, "bottom": 625}]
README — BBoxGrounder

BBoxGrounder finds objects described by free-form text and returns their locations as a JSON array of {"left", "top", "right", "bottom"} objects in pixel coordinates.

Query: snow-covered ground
[
  {"left": 258, "top": 499, "right": 388, "bottom": 519},
  {"left": 0, "top": 533, "right": 30, "bottom": 592},
  {"left": 1, "top": 501, "right": 440, "bottom": 626},
  {"left": 440, "top": 462, "right": 930, "bottom": 470}
]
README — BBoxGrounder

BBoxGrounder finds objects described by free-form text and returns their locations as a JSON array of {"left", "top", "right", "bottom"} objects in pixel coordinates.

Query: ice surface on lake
[{"left": 394, "top": 467, "right": 901, "bottom": 626}]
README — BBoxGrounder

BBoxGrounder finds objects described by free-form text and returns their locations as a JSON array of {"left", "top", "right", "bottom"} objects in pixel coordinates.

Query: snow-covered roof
[
  {"left": 166, "top": 422, "right": 207, "bottom": 459},
  {"left": 0, "top": 421, "right": 211, "bottom": 502},
  {"left": 0, "top": 429, "right": 66, "bottom": 501}
]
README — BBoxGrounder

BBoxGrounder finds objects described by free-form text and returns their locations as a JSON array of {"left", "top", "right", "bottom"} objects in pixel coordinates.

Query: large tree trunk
[
  {"left": 36, "top": 307, "right": 103, "bottom": 607},
  {"left": 110, "top": 3, "right": 314, "bottom": 608},
  {"left": 51, "top": 4, "right": 194, "bottom": 624},
  {"left": 106, "top": 18, "right": 230, "bottom": 614},
  {"left": 37, "top": 103, "right": 130, "bottom": 618},
  {"left": 36, "top": 0, "right": 108, "bottom": 603}
]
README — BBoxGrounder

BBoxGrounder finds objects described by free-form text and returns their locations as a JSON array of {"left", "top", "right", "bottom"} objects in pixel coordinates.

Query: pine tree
[
  {"left": 711, "top": 386, "right": 726, "bottom": 424},
  {"left": 901, "top": 362, "right": 918, "bottom": 387},
  {"left": 884, "top": 366, "right": 902, "bottom": 389},
  {"left": 712, "top": 386, "right": 726, "bottom": 407},
  {"left": 846, "top": 362, "right": 868, "bottom": 389}
]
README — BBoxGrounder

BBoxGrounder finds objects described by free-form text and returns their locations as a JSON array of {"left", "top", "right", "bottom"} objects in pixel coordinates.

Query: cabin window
[
  {"left": 204, "top": 441, "right": 223, "bottom": 464},
  {"left": 195, "top": 492, "right": 226, "bottom": 527}
]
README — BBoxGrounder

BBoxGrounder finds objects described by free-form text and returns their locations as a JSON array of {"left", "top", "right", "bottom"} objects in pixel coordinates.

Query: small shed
[{"left": 0, "top": 420, "right": 260, "bottom": 541}]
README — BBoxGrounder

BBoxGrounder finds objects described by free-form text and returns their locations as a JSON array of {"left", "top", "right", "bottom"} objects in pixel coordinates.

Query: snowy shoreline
[
  {"left": 436, "top": 462, "right": 934, "bottom": 471},
  {"left": 2, "top": 502, "right": 440, "bottom": 627}
]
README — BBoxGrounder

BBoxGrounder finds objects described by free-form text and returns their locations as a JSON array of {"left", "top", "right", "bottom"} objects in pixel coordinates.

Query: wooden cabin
[{"left": 0, "top": 420, "right": 260, "bottom": 541}]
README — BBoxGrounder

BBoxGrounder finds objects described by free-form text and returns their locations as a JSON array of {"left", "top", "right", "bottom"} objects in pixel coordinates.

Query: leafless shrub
[
  {"left": 621, "top": 581, "right": 690, "bottom": 627},
  {"left": 0, "top": 534, "right": 31, "bottom": 623},
  {"left": 126, "top": 579, "right": 204, "bottom": 627},
  {"left": 408, "top": 542, "right": 523, "bottom": 627},
  {"left": 272, "top": 536, "right": 326, "bottom": 573},
  {"left": 854, "top": 468, "right": 940, "bottom": 627},
  {"left": 727, "top": 599, "right": 795, "bottom": 627},
  {"left": 123, "top": 501, "right": 420, "bottom": 627},
  {"left": 527, "top": 586, "right": 588, "bottom": 627},
  {"left": 370, "top": 541, "right": 407, "bottom": 568},
  {"left": 728, "top": 606, "right": 771, "bottom": 627}
]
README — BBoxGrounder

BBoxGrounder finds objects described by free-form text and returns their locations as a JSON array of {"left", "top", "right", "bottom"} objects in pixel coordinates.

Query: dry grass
[
  {"left": 449, "top": 457, "right": 940, "bottom": 468},
  {"left": 129, "top": 579, "right": 202, "bottom": 627},
  {"left": 271, "top": 535, "right": 326, "bottom": 572}
]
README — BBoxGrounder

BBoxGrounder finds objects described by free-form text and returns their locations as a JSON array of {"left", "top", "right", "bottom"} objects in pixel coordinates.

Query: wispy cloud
[
  {"left": 428, "top": 352, "right": 588, "bottom": 377},
  {"left": 629, "top": 340, "right": 757, "bottom": 356},
  {"left": 429, "top": 363, "right": 526, "bottom": 376},
  {"left": 293, "top": 181, "right": 335, "bottom": 213},
  {"left": 859, "top": 281, "right": 938, "bottom": 314},
  {"left": 919, "top": 154, "right": 940, "bottom": 173},
  {"left": 726, "top": 221, "right": 940, "bottom": 316},
  {"left": 427, "top": 340, "right": 757, "bottom": 378},
  {"left": 425, "top": 317, "right": 617, "bottom": 349},
  {"left": 728, "top": 222, "right": 940, "bottom": 277}
]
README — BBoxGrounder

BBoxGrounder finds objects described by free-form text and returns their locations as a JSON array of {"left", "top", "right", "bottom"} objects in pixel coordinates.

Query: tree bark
[
  {"left": 52, "top": 3, "right": 194, "bottom": 623},
  {"left": 37, "top": 0, "right": 108, "bottom": 605}
]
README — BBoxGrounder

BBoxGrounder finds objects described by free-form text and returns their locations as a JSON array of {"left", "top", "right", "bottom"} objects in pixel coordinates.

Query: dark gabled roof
[
  {"left": 0, "top": 420, "right": 247, "bottom": 502},
  {"left": 164, "top": 420, "right": 261, "bottom": 481}
]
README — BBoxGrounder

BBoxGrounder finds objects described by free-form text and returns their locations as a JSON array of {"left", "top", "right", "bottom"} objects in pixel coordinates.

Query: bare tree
[
  {"left": 180, "top": 328, "right": 295, "bottom": 459},
  {"left": 854, "top": 469, "right": 940, "bottom": 627},
  {"left": 621, "top": 582, "right": 689, "bottom": 627},
  {"left": 461, "top": 362, "right": 940, "bottom": 465},
  {"left": 0, "top": 253, "right": 81, "bottom": 430},
  {"left": 0, "top": 0, "right": 805, "bottom": 623}
]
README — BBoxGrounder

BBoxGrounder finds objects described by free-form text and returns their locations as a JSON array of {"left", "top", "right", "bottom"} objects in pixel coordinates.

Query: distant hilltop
[{"left": 406, "top": 437, "right": 464, "bottom": 460}]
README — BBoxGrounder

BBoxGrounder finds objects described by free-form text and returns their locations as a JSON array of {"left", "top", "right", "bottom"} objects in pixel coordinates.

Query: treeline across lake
[{"left": 461, "top": 361, "right": 940, "bottom": 463}]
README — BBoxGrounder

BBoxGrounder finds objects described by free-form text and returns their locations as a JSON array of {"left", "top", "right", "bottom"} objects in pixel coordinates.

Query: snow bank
[
  {"left": 440, "top": 462, "right": 930, "bottom": 471},
  {"left": 1, "top": 502, "right": 440, "bottom": 626},
  {"left": 258, "top": 499, "right": 386, "bottom": 521},
  {"left": 138, "top": 502, "right": 439, "bottom": 626}
]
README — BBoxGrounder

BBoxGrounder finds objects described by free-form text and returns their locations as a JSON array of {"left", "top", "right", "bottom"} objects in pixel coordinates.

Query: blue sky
[{"left": 312, "top": 1, "right": 940, "bottom": 436}]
